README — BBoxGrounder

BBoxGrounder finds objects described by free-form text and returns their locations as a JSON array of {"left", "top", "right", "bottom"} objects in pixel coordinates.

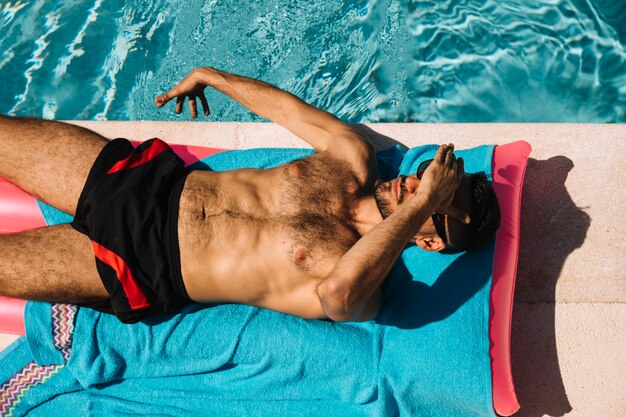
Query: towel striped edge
[{"left": 0, "top": 303, "right": 77, "bottom": 416}]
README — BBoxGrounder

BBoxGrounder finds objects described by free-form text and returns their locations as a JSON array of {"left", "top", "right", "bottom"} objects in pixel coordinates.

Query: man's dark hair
[{"left": 446, "top": 172, "right": 501, "bottom": 251}]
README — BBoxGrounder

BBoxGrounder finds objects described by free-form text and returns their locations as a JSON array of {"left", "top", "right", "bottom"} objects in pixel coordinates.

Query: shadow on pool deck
[
  {"left": 350, "top": 125, "right": 590, "bottom": 416},
  {"left": 512, "top": 155, "right": 590, "bottom": 417},
  {"left": 353, "top": 124, "right": 408, "bottom": 150}
]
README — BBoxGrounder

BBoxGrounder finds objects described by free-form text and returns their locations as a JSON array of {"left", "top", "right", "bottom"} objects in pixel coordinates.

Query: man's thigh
[
  {"left": 0, "top": 116, "right": 108, "bottom": 216},
  {"left": 0, "top": 224, "right": 109, "bottom": 306}
]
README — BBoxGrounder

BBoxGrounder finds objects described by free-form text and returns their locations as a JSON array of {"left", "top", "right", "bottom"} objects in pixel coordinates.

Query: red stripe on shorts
[
  {"left": 91, "top": 241, "right": 151, "bottom": 311},
  {"left": 106, "top": 139, "right": 169, "bottom": 174}
]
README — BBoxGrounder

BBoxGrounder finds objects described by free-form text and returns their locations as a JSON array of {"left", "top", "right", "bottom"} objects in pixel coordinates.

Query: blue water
[{"left": 1, "top": 0, "right": 625, "bottom": 122}]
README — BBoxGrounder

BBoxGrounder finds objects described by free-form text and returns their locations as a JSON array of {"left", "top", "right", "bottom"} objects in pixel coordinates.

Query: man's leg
[
  {"left": 0, "top": 224, "right": 108, "bottom": 305},
  {"left": 0, "top": 115, "right": 108, "bottom": 216},
  {"left": 0, "top": 115, "right": 109, "bottom": 305}
]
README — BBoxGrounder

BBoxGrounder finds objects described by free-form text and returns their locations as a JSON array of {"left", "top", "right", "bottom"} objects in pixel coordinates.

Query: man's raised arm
[{"left": 155, "top": 67, "right": 360, "bottom": 153}]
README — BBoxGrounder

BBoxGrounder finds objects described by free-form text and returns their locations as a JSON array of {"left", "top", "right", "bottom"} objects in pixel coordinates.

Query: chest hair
[{"left": 278, "top": 155, "right": 362, "bottom": 269}]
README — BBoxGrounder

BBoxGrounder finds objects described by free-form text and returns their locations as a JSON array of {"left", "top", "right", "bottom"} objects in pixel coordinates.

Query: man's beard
[
  {"left": 374, "top": 178, "right": 409, "bottom": 219},
  {"left": 374, "top": 182, "right": 393, "bottom": 219}
]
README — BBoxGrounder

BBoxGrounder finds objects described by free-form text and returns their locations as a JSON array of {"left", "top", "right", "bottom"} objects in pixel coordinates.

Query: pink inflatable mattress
[{"left": 0, "top": 140, "right": 530, "bottom": 416}]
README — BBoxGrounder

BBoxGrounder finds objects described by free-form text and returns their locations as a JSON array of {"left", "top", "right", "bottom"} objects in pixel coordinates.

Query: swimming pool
[{"left": 1, "top": 0, "right": 625, "bottom": 122}]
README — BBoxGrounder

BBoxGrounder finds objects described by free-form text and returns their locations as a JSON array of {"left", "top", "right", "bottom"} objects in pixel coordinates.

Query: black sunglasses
[{"left": 416, "top": 159, "right": 448, "bottom": 244}]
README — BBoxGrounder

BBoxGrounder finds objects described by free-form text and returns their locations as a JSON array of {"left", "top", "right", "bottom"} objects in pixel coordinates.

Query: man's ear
[{"left": 415, "top": 236, "right": 446, "bottom": 252}]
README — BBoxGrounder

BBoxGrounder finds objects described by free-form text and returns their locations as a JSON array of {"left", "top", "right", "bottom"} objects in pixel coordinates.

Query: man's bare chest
[{"left": 179, "top": 155, "right": 363, "bottom": 272}]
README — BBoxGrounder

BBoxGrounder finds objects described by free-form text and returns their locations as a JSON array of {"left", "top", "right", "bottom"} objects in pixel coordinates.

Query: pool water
[{"left": 1, "top": 0, "right": 625, "bottom": 122}]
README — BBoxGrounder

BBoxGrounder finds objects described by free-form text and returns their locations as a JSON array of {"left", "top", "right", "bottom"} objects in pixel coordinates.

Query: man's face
[
  {"left": 373, "top": 174, "right": 442, "bottom": 245},
  {"left": 373, "top": 173, "right": 470, "bottom": 249},
  {"left": 374, "top": 174, "right": 420, "bottom": 219}
]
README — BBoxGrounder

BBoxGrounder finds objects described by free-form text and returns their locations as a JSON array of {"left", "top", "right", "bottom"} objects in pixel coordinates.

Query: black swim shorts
[{"left": 71, "top": 138, "right": 192, "bottom": 323}]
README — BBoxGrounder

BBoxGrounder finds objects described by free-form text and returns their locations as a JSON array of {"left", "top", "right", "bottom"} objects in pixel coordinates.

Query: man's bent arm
[
  {"left": 317, "top": 193, "right": 436, "bottom": 322},
  {"left": 317, "top": 143, "right": 466, "bottom": 322}
]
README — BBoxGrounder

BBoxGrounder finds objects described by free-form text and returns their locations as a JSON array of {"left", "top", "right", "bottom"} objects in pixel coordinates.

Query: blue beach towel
[{"left": 1, "top": 144, "right": 497, "bottom": 417}]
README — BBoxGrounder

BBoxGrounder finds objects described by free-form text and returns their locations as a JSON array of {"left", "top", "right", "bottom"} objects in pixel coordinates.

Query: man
[{"left": 0, "top": 67, "right": 499, "bottom": 324}]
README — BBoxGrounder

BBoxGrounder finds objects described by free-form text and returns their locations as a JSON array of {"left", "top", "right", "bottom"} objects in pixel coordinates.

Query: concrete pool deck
[{"left": 1, "top": 122, "right": 625, "bottom": 416}]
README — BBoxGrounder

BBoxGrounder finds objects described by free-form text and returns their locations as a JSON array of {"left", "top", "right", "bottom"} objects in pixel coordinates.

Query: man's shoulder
[{"left": 314, "top": 136, "right": 378, "bottom": 188}]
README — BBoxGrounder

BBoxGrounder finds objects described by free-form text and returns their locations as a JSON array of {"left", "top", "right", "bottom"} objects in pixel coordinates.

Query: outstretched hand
[
  {"left": 154, "top": 69, "right": 211, "bottom": 118},
  {"left": 417, "top": 144, "right": 470, "bottom": 224}
]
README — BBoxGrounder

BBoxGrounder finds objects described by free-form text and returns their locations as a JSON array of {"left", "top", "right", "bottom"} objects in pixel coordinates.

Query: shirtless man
[{"left": 0, "top": 67, "right": 499, "bottom": 324}]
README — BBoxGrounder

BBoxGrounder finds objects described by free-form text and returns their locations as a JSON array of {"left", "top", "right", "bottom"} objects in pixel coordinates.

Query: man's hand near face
[{"left": 416, "top": 144, "right": 470, "bottom": 225}]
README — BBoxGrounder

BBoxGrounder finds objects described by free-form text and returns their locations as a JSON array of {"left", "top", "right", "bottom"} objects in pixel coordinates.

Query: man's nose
[{"left": 405, "top": 176, "right": 419, "bottom": 195}]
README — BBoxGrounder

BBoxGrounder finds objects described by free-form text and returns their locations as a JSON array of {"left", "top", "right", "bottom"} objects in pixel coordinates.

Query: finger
[
  {"left": 155, "top": 87, "right": 182, "bottom": 107},
  {"left": 434, "top": 144, "right": 448, "bottom": 163},
  {"left": 189, "top": 96, "right": 198, "bottom": 119},
  {"left": 175, "top": 96, "right": 184, "bottom": 114},
  {"left": 199, "top": 92, "right": 210, "bottom": 116},
  {"left": 444, "top": 145, "right": 454, "bottom": 165},
  {"left": 155, "top": 91, "right": 171, "bottom": 107},
  {"left": 155, "top": 94, "right": 167, "bottom": 107},
  {"left": 456, "top": 157, "right": 464, "bottom": 178}
]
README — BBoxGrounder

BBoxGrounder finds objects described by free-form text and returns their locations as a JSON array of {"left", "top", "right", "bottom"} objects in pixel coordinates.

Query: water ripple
[
  {"left": 1, "top": 1, "right": 28, "bottom": 28},
  {"left": 0, "top": 0, "right": 624, "bottom": 122},
  {"left": 53, "top": 0, "right": 104, "bottom": 85},
  {"left": 92, "top": 4, "right": 153, "bottom": 120},
  {"left": 9, "top": 1, "right": 61, "bottom": 115}
]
